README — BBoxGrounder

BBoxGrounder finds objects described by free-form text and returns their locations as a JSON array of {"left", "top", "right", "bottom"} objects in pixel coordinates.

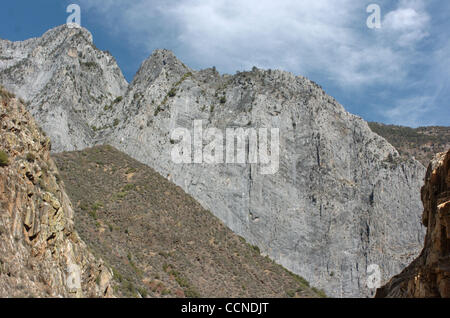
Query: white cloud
[
  {"left": 79, "top": 0, "right": 448, "bottom": 126},
  {"left": 384, "top": 96, "right": 436, "bottom": 127},
  {"left": 80, "top": 0, "right": 431, "bottom": 86},
  {"left": 382, "top": 0, "right": 430, "bottom": 47}
]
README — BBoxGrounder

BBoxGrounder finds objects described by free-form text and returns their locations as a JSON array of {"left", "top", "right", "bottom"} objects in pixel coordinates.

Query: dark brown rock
[{"left": 376, "top": 149, "right": 450, "bottom": 298}]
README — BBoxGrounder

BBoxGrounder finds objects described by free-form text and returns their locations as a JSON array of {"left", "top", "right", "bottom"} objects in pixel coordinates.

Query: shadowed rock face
[
  {"left": 0, "top": 91, "right": 113, "bottom": 298},
  {"left": 0, "top": 26, "right": 427, "bottom": 297},
  {"left": 376, "top": 149, "right": 450, "bottom": 298}
]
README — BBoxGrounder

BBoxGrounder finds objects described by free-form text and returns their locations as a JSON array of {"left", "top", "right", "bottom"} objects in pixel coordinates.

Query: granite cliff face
[
  {"left": 0, "top": 25, "right": 128, "bottom": 152},
  {"left": 105, "top": 50, "right": 426, "bottom": 297},
  {"left": 1, "top": 26, "right": 427, "bottom": 297},
  {"left": 0, "top": 89, "right": 113, "bottom": 297},
  {"left": 376, "top": 150, "right": 450, "bottom": 298}
]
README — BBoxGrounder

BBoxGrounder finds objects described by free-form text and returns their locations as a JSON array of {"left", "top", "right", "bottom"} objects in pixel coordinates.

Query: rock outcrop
[
  {"left": 0, "top": 89, "right": 114, "bottom": 297},
  {"left": 0, "top": 25, "right": 128, "bottom": 152},
  {"left": 106, "top": 50, "right": 426, "bottom": 297},
  {"left": 376, "top": 149, "right": 450, "bottom": 298},
  {"left": 1, "top": 26, "right": 427, "bottom": 297}
]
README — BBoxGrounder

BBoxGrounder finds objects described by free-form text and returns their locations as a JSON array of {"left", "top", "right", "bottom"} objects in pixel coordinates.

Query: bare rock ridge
[
  {"left": 376, "top": 149, "right": 450, "bottom": 298},
  {"left": 106, "top": 50, "right": 426, "bottom": 297},
  {"left": 0, "top": 25, "right": 128, "bottom": 152},
  {"left": 0, "top": 89, "right": 114, "bottom": 297},
  {"left": 0, "top": 25, "right": 427, "bottom": 297}
]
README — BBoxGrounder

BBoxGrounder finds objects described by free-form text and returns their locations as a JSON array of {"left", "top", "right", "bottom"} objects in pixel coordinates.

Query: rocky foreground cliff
[
  {"left": 0, "top": 88, "right": 113, "bottom": 297},
  {"left": 0, "top": 25, "right": 428, "bottom": 297},
  {"left": 376, "top": 149, "right": 450, "bottom": 298}
]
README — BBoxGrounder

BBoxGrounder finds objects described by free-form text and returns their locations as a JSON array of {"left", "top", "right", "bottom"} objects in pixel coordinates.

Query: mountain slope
[
  {"left": 368, "top": 123, "right": 450, "bottom": 166},
  {"left": 53, "top": 145, "right": 324, "bottom": 298},
  {"left": 0, "top": 88, "right": 114, "bottom": 297}
]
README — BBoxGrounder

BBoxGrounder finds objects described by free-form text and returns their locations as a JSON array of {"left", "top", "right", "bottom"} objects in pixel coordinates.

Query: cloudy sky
[{"left": 0, "top": 0, "right": 448, "bottom": 127}]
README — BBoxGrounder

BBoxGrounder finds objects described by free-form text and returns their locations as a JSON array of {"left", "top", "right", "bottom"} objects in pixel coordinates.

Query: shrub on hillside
[
  {"left": 113, "top": 96, "right": 123, "bottom": 104},
  {"left": 168, "top": 88, "right": 176, "bottom": 97},
  {"left": 0, "top": 151, "right": 9, "bottom": 167},
  {"left": 26, "top": 153, "right": 36, "bottom": 163}
]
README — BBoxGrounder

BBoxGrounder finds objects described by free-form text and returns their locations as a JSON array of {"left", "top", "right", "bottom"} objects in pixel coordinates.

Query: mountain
[
  {"left": 0, "top": 25, "right": 428, "bottom": 297},
  {"left": 0, "top": 87, "right": 113, "bottom": 297},
  {"left": 53, "top": 145, "right": 324, "bottom": 298},
  {"left": 0, "top": 25, "right": 128, "bottom": 152},
  {"left": 368, "top": 123, "right": 450, "bottom": 166},
  {"left": 376, "top": 149, "right": 450, "bottom": 298},
  {"left": 105, "top": 50, "right": 426, "bottom": 297}
]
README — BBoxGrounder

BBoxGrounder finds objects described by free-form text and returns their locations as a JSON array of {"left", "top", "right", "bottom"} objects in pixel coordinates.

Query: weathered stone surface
[
  {"left": 1, "top": 26, "right": 427, "bottom": 297},
  {"left": 0, "top": 92, "right": 114, "bottom": 297},
  {"left": 0, "top": 25, "right": 128, "bottom": 152},
  {"left": 103, "top": 50, "right": 426, "bottom": 297},
  {"left": 376, "top": 149, "right": 450, "bottom": 298}
]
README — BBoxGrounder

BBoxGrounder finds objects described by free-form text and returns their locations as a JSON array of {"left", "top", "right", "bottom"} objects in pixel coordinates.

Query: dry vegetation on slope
[
  {"left": 53, "top": 145, "right": 325, "bottom": 298},
  {"left": 369, "top": 122, "right": 450, "bottom": 166}
]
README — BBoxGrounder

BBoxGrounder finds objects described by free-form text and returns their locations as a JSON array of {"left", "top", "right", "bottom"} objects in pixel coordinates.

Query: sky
[{"left": 0, "top": 0, "right": 448, "bottom": 127}]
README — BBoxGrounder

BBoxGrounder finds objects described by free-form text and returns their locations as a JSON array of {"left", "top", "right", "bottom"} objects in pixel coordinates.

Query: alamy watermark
[
  {"left": 170, "top": 120, "right": 280, "bottom": 175},
  {"left": 66, "top": 264, "right": 81, "bottom": 291},
  {"left": 366, "top": 264, "right": 382, "bottom": 289},
  {"left": 66, "top": 4, "right": 81, "bottom": 28},
  {"left": 366, "top": 4, "right": 381, "bottom": 29}
]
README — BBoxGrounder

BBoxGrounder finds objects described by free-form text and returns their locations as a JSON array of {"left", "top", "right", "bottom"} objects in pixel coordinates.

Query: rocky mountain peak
[
  {"left": 105, "top": 46, "right": 426, "bottom": 297},
  {"left": 0, "top": 25, "right": 128, "bottom": 152},
  {"left": 36, "top": 24, "right": 94, "bottom": 49},
  {"left": 132, "top": 49, "right": 191, "bottom": 87}
]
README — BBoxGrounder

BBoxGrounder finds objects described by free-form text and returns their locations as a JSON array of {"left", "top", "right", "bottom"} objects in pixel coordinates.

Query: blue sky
[{"left": 0, "top": 0, "right": 448, "bottom": 127}]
